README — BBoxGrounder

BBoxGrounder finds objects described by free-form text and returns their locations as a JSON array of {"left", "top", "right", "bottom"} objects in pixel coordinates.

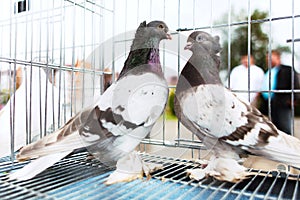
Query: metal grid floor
[{"left": 1, "top": 151, "right": 300, "bottom": 200}]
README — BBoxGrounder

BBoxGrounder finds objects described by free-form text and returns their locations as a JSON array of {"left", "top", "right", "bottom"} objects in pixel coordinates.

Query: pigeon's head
[
  {"left": 133, "top": 20, "right": 172, "bottom": 50},
  {"left": 146, "top": 20, "right": 172, "bottom": 40},
  {"left": 184, "top": 31, "right": 221, "bottom": 54}
]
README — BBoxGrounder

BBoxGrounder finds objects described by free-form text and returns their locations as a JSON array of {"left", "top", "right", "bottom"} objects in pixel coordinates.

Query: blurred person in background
[
  {"left": 226, "top": 54, "right": 264, "bottom": 105},
  {"left": 260, "top": 50, "right": 300, "bottom": 135}
]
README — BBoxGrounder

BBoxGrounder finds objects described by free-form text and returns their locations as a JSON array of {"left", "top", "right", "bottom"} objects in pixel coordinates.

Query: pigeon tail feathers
[
  {"left": 16, "top": 128, "right": 84, "bottom": 161},
  {"left": 9, "top": 151, "right": 72, "bottom": 180},
  {"left": 250, "top": 130, "right": 300, "bottom": 168}
]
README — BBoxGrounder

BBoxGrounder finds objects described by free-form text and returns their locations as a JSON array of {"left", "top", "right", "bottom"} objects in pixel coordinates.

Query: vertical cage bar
[
  {"left": 0, "top": 14, "right": 2, "bottom": 59},
  {"left": 112, "top": 0, "right": 116, "bottom": 83},
  {"left": 70, "top": 0, "right": 77, "bottom": 116},
  {"left": 13, "top": 4, "right": 18, "bottom": 159},
  {"left": 124, "top": 0, "right": 128, "bottom": 59},
  {"left": 25, "top": 1, "right": 29, "bottom": 144},
  {"left": 137, "top": 0, "right": 140, "bottom": 25},
  {"left": 292, "top": 175, "right": 299, "bottom": 200},
  {"left": 51, "top": 0, "right": 56, "bottom": 131},
  {"left": 9, "top": 1, "right": 15, "bottom": 161},
  {"left": 290, "top": 0, "right": 295, "bottom": 136},
  {"left": 44, "top": 1, "right": 50, "bottom": 136},
  {"left": 91, "top": 1, "right": 96, "bottom": 99},
  {"left": 57, "top": 0, "right": 64, "bottom": 128},
  {"left": 267, "top": 0, "right": 272, "bottom": 120},
  {"left": 192, "top": 0, "right": 195, "bottom": 30},
  {"left": 38, "top": 1, "right": 43, "bottom": 138},
  {"left": 227, "top": 0, "right": 231, "bottom": 89},
  {"left": 28, "top": 7, "right": 34, "bottom": 144},
  {"left": 247, "top": 0, "right": 251, "bottom": 102},
  {"left": 100, "top": 0, "right": 104, "bottom": 95},
  {"left": 209, "top": 0, "right": 213, "bottom": 32},
  {"left": 162, "top": 0, "right": 166, "bottom": 146},
  {"left": 144, "top": 0, "right": 151, "bottom": 152},
  {"left": 191, "top": 0, "right": 196, "bottom": 159},
  {"left": 81, "top": 0, "right": 86, "bottom": 108},
  {"left": 63, "top": 0, "right": 67, "bottom": 124},
  {"left": 177, "top": 0, "right": 181, "bottom": 147},
  {"left": 150, "top": 0, "right": 152, "bottom": 19},
  {"left": 99, "top": 2, "right": 103, "bottom": 93}
]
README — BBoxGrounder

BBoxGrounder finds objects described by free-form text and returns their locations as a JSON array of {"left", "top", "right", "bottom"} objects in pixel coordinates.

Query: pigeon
[
  {"left": 174, "top": 31, "right": 300, "bottom": 182},
  {"left": 10, "top": 20, "right": 171, "bottom": 181}
]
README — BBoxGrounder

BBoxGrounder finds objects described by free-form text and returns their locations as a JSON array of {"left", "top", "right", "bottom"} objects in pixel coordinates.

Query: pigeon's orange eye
[{"left": 158, "top": 24, "right": 164, "bottom": 29}]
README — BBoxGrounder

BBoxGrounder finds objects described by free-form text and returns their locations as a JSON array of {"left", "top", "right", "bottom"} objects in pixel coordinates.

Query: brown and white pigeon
[
  {"left": 174, "top": 31, "right": 300, "bottom": 182},
  {"left": 10, "top": 20, "right": 171, "bottom": 181}
]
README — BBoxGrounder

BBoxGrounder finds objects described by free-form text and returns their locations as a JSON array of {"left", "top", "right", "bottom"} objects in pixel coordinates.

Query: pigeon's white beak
[
  {"left": 184, "top": 42, "right": 193, "bottom": 50},
  {"left": 166, "top": 33, "right": 172, "bottom": 40}
]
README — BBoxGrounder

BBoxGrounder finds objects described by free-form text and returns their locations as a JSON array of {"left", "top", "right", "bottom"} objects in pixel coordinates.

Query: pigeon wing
[
  {"left": 17, "top": 71, "right": 168, "bottom": 160},
  {"left": 180, "top": 84, "right": 300, "bottom": 167}
]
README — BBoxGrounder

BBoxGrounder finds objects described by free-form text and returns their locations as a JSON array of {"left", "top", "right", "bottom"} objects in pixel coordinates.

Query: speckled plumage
[
  {"left": 11, "top": 20, "right": 171, "bottom": 181},
  {"left": 175, "top": 31, "right": 300, "bottom": 182}
]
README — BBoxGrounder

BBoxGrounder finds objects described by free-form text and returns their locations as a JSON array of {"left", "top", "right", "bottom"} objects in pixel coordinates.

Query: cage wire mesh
[{"left": 1, "top": 0, "right": 300, "bottom": 199}]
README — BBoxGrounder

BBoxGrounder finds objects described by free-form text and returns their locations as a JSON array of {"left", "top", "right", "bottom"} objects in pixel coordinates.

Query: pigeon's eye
[
  {"left": 196, "top": 35, "right": 204, "bottom": 42},
  {"left": 158, "top": 24, "right": 165, "bottom": 29}
]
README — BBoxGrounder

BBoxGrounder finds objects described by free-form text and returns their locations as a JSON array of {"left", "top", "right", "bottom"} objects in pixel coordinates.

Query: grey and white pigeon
[
  {"left": 174, "top": 31, "right": 300, "bottom": 182},
  {"left": 10, "top": 20, "right": 171, "bottom": 181}
]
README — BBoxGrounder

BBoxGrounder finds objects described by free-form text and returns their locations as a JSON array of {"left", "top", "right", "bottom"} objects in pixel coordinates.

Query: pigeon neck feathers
[
  {"left": 118, "top": 48, "right": 162, "bottom": 79},
  {"left": 177, "top": 50, "right": 222, "bottom": 95},
  {"left": 118, "top": 21, "right": 165, "bottom": 79},
  {"left": 190, "top": 51, "right": 221, "bottom": 84},
  {"left": 178, "top": 31, "right": 222, "bottom": 90}
]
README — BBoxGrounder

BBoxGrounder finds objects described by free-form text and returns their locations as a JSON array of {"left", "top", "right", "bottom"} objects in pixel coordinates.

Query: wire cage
[{"left": 1, "top": 0, "right": 300, "bottom": 199}]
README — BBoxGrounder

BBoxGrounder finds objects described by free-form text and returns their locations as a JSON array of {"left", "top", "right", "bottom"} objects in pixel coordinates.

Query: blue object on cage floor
[
  {"left": 46, "top": 172, "right": 239, "bottom": 200},
  {"left": 0, "top": 156, "right": 10, "bottom": 162}
]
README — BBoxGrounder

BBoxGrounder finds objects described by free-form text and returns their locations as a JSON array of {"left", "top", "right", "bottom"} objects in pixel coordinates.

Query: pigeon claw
[
  {"left": 105, "top": 151, "right": 163, "bottom": 185},
  {"left": 186, "top": 168, "right": 208, "bottom": 181},
  {"left": 187, "top": 157, "right": 249, "bottom": 183}
]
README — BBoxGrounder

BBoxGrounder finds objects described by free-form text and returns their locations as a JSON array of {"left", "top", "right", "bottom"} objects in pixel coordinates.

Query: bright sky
[{"left": 0, "top": 0, "right": 299, "bottom": 72}]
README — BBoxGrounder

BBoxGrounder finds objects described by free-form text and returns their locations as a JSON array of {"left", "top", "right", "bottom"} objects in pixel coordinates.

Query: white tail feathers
[
  {"left": 16, "top": 130, "right": 84, "bottom": 161},
  {"left": 9, "top": 151, "right": 72, "bottom": 180},
  {"left": 253, "top": 131, "right": 300, "bottom": 168}
]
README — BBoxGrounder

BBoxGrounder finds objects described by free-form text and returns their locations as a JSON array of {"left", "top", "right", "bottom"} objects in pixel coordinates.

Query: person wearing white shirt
[{"left": 226, "top": 55, "right": 264, "bottom": 104}]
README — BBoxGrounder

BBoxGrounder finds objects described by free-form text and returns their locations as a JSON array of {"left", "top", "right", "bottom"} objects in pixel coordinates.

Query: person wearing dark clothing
[{"left": 260, "top": 50, "right": 300, "bottom": 134}]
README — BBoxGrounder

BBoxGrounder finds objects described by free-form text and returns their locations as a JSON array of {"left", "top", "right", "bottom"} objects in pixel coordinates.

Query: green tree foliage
[
  {"left": 220, "top": 9, "right": 268, "bottom": 71},
  {"left": 219, "top": 9, "right": 289, "bottom": 71}
]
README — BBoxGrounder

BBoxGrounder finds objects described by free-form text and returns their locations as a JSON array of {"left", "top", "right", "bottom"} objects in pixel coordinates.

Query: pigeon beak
[
  {"left": 166, "top": 33, "right": 172, "bottom": 40},
  {"left": 184, "top": 42, "right": 193, "bottom": 50}
]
